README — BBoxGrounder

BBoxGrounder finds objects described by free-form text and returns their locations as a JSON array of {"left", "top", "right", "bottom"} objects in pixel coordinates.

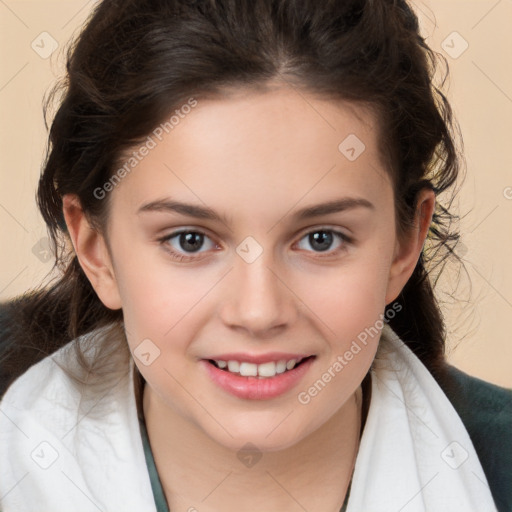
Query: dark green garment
[
  {"left": 139, "top": 419, "right": 169, "bottom": 512},
  {"left": 139, "top": 417, "right": 350, "bottom": 511},
  {"left": 437, "top": 365, "right": 512, "bottom": 512}
]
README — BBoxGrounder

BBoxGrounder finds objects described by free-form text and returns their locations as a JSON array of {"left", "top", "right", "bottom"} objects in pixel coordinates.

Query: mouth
[
  {"left": 199, "top": 352, "right": 317, "bottom": 400},
  {"left": 206, "top": 356, "right": 315, "bottom": 379}
]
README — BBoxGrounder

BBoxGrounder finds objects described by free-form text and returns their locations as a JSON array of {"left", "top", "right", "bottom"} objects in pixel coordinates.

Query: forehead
[{"left": 110, "top": 86, "right": 392, "bottom": 220}]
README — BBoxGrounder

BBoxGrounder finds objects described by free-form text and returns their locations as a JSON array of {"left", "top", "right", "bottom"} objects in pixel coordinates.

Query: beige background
[{"left": 0, "top": 1, "right": 511, "bottom": 387}]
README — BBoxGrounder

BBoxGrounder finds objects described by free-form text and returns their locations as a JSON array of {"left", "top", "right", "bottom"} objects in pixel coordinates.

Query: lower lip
[{"left": 201, "top": 357, "right": 315, "bottom": 400}]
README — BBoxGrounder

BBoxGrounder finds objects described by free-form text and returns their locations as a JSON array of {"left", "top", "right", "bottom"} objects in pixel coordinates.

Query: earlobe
[
  {"left": 62, "top": 194, "right": 122, "bottom": 310},
  {"left": 385, "top": 189, "right": 436, "bottom": 305}
]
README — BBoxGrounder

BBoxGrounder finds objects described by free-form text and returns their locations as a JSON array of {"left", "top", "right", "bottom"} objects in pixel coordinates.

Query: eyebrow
[{"left": 137, "top": 196, "right": 375, "bottom": 223}]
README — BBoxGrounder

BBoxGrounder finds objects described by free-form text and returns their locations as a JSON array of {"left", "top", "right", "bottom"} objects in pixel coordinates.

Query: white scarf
[
  {"left": 346, "top": 325, "right": 497, "bottom": 512},
  {"left": 0, "top": 324, "right": 498, "bottom": 511}
]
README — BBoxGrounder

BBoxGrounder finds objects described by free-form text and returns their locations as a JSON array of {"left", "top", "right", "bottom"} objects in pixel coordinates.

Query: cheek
[
  {"left": 295, "top": 253, "right": 390, "bottom": 377},
  {"left": 115, "top": 258, "right": 216, "bottom": 420},
  {"left": 292, "top": 266, "right": 387, "bottom": 429},
  {"left": 114, "top": 242, "right": 217, "bottom": 340},
  {"left": 302, "top": 256, "right": 391, "bottom": 341}
]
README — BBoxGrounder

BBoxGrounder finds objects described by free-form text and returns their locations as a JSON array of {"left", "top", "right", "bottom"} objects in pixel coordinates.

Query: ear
[
  {"left": 62, "top": 194, "right": 122, "bottom": 310},
  {"left": 385, "top": 188, "right": 436, "bottom": 305}
]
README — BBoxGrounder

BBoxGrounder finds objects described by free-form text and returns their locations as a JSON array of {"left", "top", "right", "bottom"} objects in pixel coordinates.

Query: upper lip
[{"left": 202, "top": 352, "right": 313, "bottom": 364}]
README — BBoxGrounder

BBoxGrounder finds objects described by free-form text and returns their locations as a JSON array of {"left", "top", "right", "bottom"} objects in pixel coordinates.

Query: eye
[
  {"left": 158, "top": 229, "right": 218, "bottom": 262},
  {"left": 295, "top": 228, "right": 351, "bottom": 256},
  {"left": 157, "top": 227, "right": 352, "bottom": 263}
]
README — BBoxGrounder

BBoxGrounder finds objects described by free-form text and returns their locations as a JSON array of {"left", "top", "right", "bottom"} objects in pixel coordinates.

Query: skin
[{"left": 63, "top": 84, "right": 435, "bottom": 511}]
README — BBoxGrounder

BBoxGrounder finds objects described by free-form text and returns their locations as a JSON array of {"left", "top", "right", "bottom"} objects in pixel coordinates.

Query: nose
[{"left": 218, "top": 253, "right": 298, "bottom": 338}]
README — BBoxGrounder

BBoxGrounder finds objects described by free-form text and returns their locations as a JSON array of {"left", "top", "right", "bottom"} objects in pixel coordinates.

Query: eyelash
[{"left": 157, "top": 227, "right": 353, "bottom": 263}]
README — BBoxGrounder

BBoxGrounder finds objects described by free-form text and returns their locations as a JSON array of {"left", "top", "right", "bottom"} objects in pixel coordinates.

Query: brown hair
[{"left": 0, "top": 0, "right": 464, "bottom": 393}]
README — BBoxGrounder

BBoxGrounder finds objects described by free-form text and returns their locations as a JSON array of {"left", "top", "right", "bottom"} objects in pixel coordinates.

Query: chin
[{"left": 201, "top": 414, "right": 314, "bottom": 453}]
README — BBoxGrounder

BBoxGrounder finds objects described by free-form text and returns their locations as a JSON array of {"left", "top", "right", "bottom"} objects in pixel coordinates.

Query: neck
[{"left": 138, "top": 372, "right": 369, "bottom": 512}]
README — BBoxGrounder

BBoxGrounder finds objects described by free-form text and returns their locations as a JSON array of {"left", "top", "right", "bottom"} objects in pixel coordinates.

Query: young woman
[{"left": 0, "top": 0, "right": 510, "bottom": 511}]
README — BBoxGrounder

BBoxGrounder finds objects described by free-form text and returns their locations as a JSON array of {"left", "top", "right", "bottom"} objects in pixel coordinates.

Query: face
[{"left": 81, "top": 86, "right": 410, "bottom": 451}]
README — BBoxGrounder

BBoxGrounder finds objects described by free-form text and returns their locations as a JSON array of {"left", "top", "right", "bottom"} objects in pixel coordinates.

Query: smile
[
  {"left": 202, "top": 356, "right": 316, "bottom": 400},
  {"left": 209, "top": 357, "right": 309, "bottom": 378}
]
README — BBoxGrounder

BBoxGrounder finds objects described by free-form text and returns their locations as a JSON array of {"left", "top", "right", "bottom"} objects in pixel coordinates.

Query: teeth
[
  {"left": 258, "top": 361, "right": 277, "bottom": 377},
  {"left": 227, "top": 360, "right": 240, "bottom": 373},
  {"left": 214, "top": 358, "right": 303, "bottom": 378},
  {"left": 239, "top": 362, "right": 258, "bottom": 377},
  {"left": 286, "top": 359, "right": 297, "bottom": 370},
  {"left": 275, "top": 360, "right": 287, "bottom": 374}
]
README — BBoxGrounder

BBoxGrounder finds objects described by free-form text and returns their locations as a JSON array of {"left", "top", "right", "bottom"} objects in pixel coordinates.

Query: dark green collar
[{"left": 139, "top": 417, "right": 170, "bottom": 512}]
